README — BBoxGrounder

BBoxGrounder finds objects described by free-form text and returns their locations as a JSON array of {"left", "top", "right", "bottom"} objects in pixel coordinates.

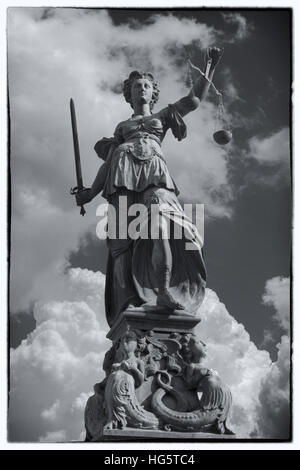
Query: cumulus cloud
[
  {"left": 243, "top": 128, "right": 290, "bottom": 188},
  {"left": 8, "top": 7, "right": 240, "bottom": 313},
  {"left": 222, "top": 12, "right": 253, "bottom": 41},
  {"left": 38, "top": 430, "right": 67, "bottom": 443},
  {"left": 9, "top": 267, "right": 290, "bottom": 441},
  {"left": 251, "top": 276, "right": 290, "bottom": 438},
  {"left": 252, "top": 335, "right": 290, "bottom": 439},
  {"left": 248, "top": 128, "right": 290, "bottom": 166},
  {"left": 197, "top": 283, "right": 290, "bottom": 439},
  {"left": 196, "top": 289, "right": 272, "bottom": 437},
  {"left": 262, "top": 276, "right": 290, "bottom": 333},
  {"left": 9, "top": 267, "right": 110, "bottom": 442}
]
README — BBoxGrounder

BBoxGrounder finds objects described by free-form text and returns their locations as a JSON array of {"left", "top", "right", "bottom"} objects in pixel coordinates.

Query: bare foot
[{"left": 157, "top": 289, "right": 185, "bottom": 310}]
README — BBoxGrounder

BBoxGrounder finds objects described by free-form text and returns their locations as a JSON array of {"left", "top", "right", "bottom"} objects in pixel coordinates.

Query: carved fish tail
[
  {"left": 151, "top": 388, "right": 222, "bottom": 432},
  {"left": 126, "top": 404, "right": 159, "bottom": 430}
]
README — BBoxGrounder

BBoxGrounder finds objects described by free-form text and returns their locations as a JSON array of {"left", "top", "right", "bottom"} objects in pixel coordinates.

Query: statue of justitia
[{"left": 75, "top": 47, "right": 223, "bottom": 327}]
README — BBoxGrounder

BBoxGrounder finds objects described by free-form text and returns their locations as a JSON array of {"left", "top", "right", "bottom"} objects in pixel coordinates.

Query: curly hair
[
  {"left": 123, "top": 70, "right": 160, "bottom": 111},
  {"left": 180, "top": 334, "right": 206, "bottom": 363}
]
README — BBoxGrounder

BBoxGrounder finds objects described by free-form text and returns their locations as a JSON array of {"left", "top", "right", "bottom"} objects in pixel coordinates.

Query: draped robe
[{"left": 94, "top": 104, "right": 206, "bottom": 327}]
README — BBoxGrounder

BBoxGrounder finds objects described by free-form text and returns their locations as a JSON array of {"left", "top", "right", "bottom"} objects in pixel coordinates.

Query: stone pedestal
[
  {"left": 84, "top": 307, "right": 234, "bottom": 441},
  {"left": 107, "top": 307, "right": 201, "bottom": 341},
  {"left": 102, "top": 428, "right": 235, "bottom": 441}
]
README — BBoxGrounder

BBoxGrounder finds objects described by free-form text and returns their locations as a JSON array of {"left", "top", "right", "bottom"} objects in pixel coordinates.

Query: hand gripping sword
[{"left": 70, "top": 98, "right": 86, "bottom": 216}]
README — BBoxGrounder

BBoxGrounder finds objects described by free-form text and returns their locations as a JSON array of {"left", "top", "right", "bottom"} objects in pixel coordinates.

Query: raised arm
[{"left": 174, "top": 47, "right": 223, "bottom": 117}]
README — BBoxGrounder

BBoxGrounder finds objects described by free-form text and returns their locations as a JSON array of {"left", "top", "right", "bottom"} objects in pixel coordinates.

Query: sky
[{"left": 7, "top": 7, "right": 291, "bottom": 443}]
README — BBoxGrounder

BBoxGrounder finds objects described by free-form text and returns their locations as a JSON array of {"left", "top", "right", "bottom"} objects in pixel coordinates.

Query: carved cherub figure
[
  {"left": 112, "top": 330, "right": 145, "bottom": 387},
  {"left": 104, "top": 331, "right": 159, "bottom": 430},
  {"left": 181, "top": 335, "right": 234, "bottom": 434},
  {"left": 181, "top": 336, "right": 211, "bottom": 389}
]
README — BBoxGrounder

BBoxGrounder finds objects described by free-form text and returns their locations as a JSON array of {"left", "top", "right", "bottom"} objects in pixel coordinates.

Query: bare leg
[{"left": 152, "top": 215, "right": 184, "bottom": 310}]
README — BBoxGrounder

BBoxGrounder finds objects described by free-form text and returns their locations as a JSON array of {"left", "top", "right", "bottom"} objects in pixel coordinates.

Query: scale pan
[{"left": 213, "top": 129, "right": 232, "bottom": 145}]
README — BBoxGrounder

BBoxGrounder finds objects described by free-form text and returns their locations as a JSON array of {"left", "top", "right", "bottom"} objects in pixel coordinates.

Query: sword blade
[
  {"left": 70, "top": 98, "right": 84, "bottom": 191},
  {"left": 70, "top": 98, "right": 86, "bottom": 216}
]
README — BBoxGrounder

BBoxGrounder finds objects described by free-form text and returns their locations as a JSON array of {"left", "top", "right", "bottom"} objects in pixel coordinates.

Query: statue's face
[
  {"left": 190, "top": 339, "right": 207, "bottom": 360},
  {"left": 122, "top": 337, "right": 137, "bottom": 354},
  {"left": 131, "top": 78, "right": 153, "bottom": 108}
]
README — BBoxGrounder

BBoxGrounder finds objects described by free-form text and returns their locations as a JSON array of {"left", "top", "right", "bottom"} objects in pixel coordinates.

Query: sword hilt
[
  {"left": 70, "top": 186, "right": 80, "bottom": 195},
  {"left": 70, "top": 186, "right": 87, "bottom": 216}
]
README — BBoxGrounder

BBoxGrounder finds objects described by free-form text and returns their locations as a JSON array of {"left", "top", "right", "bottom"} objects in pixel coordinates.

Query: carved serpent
[{"left": 151, "top": 371, "right": 233, "bottom": 434}]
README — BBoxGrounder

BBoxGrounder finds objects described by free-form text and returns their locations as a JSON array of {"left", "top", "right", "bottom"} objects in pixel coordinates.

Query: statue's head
[
  {"left": 121, "top": 330, "right": 138, "bottom": 354},
  {"left": 181, "top": 335, "right": 207, "bottom": 364},
  {"left": 189, "top": 336, "right": 207, "bottom": 362},
  {"left": 114, "top": 330, "right": 144, "bottom": 361},
  {"left": 123, "top": 71, "right": 160, "bottom": 111}
]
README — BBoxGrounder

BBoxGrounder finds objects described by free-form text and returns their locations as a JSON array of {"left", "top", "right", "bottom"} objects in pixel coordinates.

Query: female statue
[{"left": 76, "top": 47, "right": 223, "bottom": 327}]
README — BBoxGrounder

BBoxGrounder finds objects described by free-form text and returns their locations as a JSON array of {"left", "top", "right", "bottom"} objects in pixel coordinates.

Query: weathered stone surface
[
  {"left": 84, "top": 307, "right": 234, "bottom": 441},
  {"left": 102, "top": 428, "right": 236, "bottom": 441},
  {"left": 106, "top": 307, "right": 201, "bottom": 342},
  {"left": 84, "top": 383, "right": 106, "bottom": 441}
]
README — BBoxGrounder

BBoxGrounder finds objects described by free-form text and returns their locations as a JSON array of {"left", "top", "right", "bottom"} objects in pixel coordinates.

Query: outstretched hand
[
  {"left": 187, "top": 46, "right": 223, "bottom": 88},
  {"left": 207, "top": 47, "right": 223, "bottom": 68},
  {"left": 75, "top": 188, "right": 92, "bottom": 206}
]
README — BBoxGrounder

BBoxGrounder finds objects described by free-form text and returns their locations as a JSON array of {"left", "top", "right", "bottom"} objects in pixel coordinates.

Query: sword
[{"left": 70, "top": 98, "right": 86, "bottom": 216}]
